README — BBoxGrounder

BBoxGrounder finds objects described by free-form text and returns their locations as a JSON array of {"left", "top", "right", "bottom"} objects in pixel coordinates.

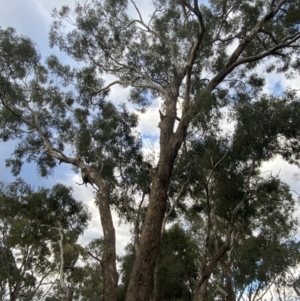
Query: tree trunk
[
  {"left": 125, "top": 109, "right": 186, "bottom": 301},
  {"left": 193, "top": 278, "right": 209, "bottom": 301},
  {"left": 151, "top": 256, "right": 160, "bottom": 301},
  {"left": 225, "top": 283, "right": 235, "bottom": 301},
  {"left": 225, "top": 266, "right": 235, "bottom": 301},
  {"left": 38, "top": 156, "right": 119, "bottom": 301},
  {"left": 125, "top": 172, "right": 169, "bottom": 301},
  {"left": 193, "top": 243, "right": 231, "bottom": 301},
  {"left": 96, "top": 185, "right": 118, "bottom": 301}
]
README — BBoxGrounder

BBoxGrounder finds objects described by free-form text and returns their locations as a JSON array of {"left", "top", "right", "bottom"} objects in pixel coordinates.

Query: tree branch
[
  {"left": 208, "top": 0, "right": 295, "bottom": 91},
  {"left": 130, "top": 0, "right": 182, "bottom": 71},
  {"left": 87, "top": 251, "right": 102, "bottom": 264}
]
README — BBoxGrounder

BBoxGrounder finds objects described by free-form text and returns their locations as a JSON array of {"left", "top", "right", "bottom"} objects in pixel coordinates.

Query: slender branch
[
  {"left": 122, "top": 183, "right": 134, "bottom": 221},
  {"left": 162, "top": 170, "right": 191, "bottom": 233},
  {"left": 0, "top": 97, "right": 36, "bottom": 129},
  {"left": 237, "top": 286, "right": 247, "bottom": 301},
  {"left": 55, "top": 222, "right": 67, "bottom": 293},
  {"left": 211, "top": 278, "right": 227, "bottom": 296},
  {"left": 212, "top": 4, "right": 235, "bottom": 43},
  {"left": 87, "top": 251, "right": 102, "bottom": 264},
  {"left": 40, "top": 275, "right": 59, "bottom": 301},
  {"left": 207, "top": 145, "right": 233, "bottom": 185},
  {"left": 92, "top": 79, "right": 166, "bottom": 96},
  {"left": 176, "top": 1, "right": 206, "bottom": 132},
  {"left": 254, "top": 278, "right": 276, "bottom": 301},
  {"left": 203, "top": 182, "right": 211, "bottom": 266},
  {"left": 40, "top": 222, "right": 68, "bottom": 293},
  {"left": 232, "top": 32, "right": 300, "bottom": 65},
  {"left": 29, "top": 270, "right": 54, "bottom": 299},
  {"left": 130, "top": 0, "right": 182, "bottom": 71},
  {"left": 208, "top": 0, "right": 296, "bottom": 91}
]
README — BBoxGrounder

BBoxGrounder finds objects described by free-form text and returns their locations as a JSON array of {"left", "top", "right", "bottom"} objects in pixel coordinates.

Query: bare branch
[
  {"left": 178, "top": 0, "right": 206, "bottom": 127},
  {"left": 207, "top": 145, "right": 234, "bottom": 185}
]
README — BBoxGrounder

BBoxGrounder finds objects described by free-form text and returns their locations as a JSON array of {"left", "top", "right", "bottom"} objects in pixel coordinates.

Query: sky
[{"left": 0, "top": 0, "right": 300, "bottom": 257}]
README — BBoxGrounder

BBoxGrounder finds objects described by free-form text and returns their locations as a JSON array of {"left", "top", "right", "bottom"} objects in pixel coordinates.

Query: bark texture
[
  {"left": 126, "top": 101, "right": 187, "bottom": 301},
  {"left": 125, "top": 169, "right": 170, "bottom": 301}
]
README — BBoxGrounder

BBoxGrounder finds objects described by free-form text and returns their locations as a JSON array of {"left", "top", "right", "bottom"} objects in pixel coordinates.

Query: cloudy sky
[{"left": 0, "top": 0, "right": 300, "bottom": 255}]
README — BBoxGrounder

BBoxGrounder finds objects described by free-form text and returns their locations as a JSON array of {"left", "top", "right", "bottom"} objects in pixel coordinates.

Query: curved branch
[{"left": 208, "top": 0, "right": 296, "bottom": 91}]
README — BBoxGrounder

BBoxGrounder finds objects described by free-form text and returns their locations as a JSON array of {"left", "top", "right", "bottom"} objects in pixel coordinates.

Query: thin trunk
[
  {"left": 223, "top": 255, "right": 235, "bottom": 301},
  {"left": 26, "top": 132, "right": 118, "bottom": 301},
  {"left": 225, "top": 275, "right": 235, "bottom": 301},
  {"left": 193, "top": 243, "right": 231, "bottom": 301},
  {"left": 10, "top": 282, "right": 21, "bottom": 301},
  {"left": 65, "top": 289, "right": 74, "bottom": 301},
  {"left": 97, "top": 185, "right": 118, "bottom": 301},
  {"left": 151, "top": 176, "right": 187, "bottom": 301}
]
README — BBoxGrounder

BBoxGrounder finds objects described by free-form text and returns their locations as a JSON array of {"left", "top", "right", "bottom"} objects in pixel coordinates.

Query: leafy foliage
[
  {"left": 0, "top": 179, "right": 90, "bottom": 301},
  {"left": 1, "top": 0, "right": 300, "bottom": 300}
]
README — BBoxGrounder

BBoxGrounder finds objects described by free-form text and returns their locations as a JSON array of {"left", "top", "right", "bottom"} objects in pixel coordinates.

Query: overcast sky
[{"left": 0, "top": 0, "right": 300, "bottom": 254}]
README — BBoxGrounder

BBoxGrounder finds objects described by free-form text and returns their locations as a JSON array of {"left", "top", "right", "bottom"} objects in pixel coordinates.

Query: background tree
[
  {"left": 119, "top": 223, "right": 199, "bottom": 301},
  {"left": 0, "top": 25, "right": 146, "bottom": 301},
  {"left": 0, "top": 179, "right": 90, "bottom": 301},
  {"left": 45, "top": 239, "right": 104, "bottom": 301},
  {"left": 165, "top": 91, "right": 300, "bottom": 300}
]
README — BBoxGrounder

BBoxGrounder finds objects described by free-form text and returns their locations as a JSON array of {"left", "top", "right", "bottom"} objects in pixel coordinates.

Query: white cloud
[{"left": 137, "top": 107, "right": 160, "bottom": 137}]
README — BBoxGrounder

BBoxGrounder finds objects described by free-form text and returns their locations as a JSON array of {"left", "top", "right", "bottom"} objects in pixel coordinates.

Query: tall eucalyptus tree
[{"left": 1, "top": 1, "right": 300, "bottom": 300}]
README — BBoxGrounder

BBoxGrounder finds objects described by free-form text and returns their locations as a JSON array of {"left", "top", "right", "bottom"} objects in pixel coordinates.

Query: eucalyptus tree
[
  {"left": 0, "top": 1, "right": 300, "bottom": 301},
  {"left": 0, "top": 26, "right": 145, "bottom": 301},
  {"left": 48, "top": 2, "right": 300, "bottom": 300},
  {"left": 162, "top": 90, "right": 300, "bottom": 300},
  {"left": 0, "top": 179, "right": 90, "bottom": 301},
  {"left": 45, "top": 239, "right": 104, "bottom": 301}
]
